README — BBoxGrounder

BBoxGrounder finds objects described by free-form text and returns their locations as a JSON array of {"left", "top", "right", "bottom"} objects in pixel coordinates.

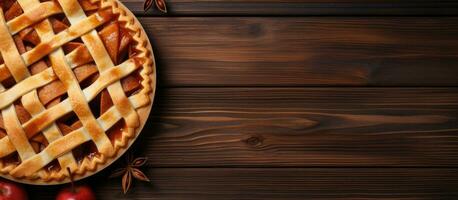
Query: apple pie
[{"left": 0, "top": 0, "right": 155, "bottom": 184}]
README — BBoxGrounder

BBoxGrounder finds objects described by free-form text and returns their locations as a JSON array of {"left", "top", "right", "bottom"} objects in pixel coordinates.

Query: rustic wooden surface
[
  {"left": 28, "top": 0, "right": 458, "bottom": 199},
  {"left": 141, "top": 17, "right": 458, "bottom": 86},
  {"left": 137, "top": 88, "right": 458, "bottom": 167}
]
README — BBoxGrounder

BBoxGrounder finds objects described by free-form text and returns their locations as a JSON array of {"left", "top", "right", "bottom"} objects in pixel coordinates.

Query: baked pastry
[{"left": 0, "top": 0, "right": 155, "bottom": 184}]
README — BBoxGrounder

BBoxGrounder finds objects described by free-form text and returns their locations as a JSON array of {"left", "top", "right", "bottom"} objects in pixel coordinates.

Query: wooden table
[{"left": 28, "top": 0, "right": 458, "bottom": 199}]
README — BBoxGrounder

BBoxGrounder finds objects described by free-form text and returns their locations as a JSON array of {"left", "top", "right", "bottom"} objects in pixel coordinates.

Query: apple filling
[{"left": 0, "top": 0, "right": 144, "bottom": 173}]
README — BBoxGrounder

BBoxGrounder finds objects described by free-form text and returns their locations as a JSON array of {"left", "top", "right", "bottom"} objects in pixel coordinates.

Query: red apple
[
  {"left": 0, "top": 180, "right": 28, "bottom": 200},
  {"left": 56, "top": 185, "right": 95, "bottom": 200}
]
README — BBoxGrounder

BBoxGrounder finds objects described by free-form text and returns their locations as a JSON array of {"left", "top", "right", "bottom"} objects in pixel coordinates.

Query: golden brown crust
[{"left": 0, "top": 0, "right": 156, "bottom": 184}]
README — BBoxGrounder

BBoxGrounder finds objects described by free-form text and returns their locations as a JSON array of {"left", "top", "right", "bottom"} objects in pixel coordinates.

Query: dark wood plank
[
  {"left": 122, "top": 0, "right": 458, "bottom": 15},
  {"left": 142, "top": 17, "right": 458, "bottom": 86},
  {"left": 27, "top": 168, "right": 458, "bottom": 199},
  {"left": 132, "top": 87, "right": 458, "bottom": 167}
]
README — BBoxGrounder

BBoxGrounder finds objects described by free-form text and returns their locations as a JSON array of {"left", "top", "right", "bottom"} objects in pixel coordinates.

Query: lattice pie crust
[{"left": 0, "top": 0, "right": 155, "bottom": 184}]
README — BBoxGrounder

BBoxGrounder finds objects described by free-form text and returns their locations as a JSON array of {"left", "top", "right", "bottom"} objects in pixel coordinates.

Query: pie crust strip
[
  {"left": 0, "top": 9, "right": 35, "bottom": 161},
  {"left": 0, "top": 9, "right": 29, "bottom": 81},
  {"left": 0, "top": 68, "right": 55, "bottom": 109},
  {"left": 21, "top": 10, "right": 112, "bottom": 67},
  {"left": 7, "top": 1, "right": 63, "bottom": 35},
  {"left": 17, "top": 0, "right": 78, "bottom": 173}
]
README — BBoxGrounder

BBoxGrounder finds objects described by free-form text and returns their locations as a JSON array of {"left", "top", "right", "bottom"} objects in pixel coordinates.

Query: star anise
[
  {"left": 144, "top": 0, "right": 167, "bottom": 13},
  {"left": 109, "top": 153, "right": 150, "bottom": 194}
]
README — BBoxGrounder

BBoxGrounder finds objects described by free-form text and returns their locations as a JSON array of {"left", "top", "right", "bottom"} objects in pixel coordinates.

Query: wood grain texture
[
  {"left": 121, "top": 0, "right": 458, "bottom": 15},
  {"left": 141, "top": 17, "right": 458, "bottom": 86},
  {"left": 131, "top": 87, "right": 458, "bottom": 167},
  {"left": 27, "top": 168, "right": 458, "bottom": 199},
  {"left": 11, "top": 0, "right": 458, "bottom": 198}
]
